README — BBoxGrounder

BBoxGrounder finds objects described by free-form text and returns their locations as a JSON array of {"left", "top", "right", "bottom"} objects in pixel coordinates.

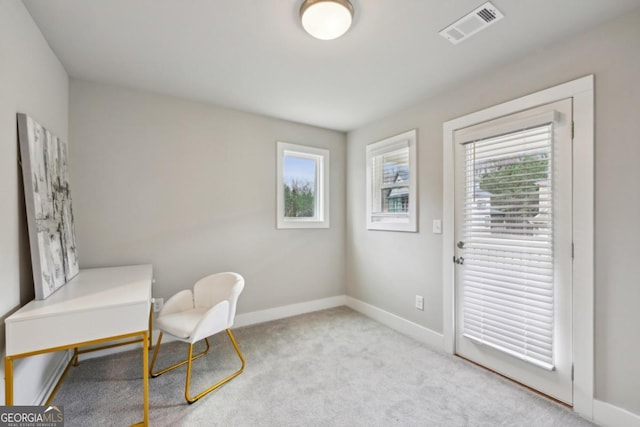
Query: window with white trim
[
  {"left": 366, "top": 129, "right": 417, "bottom": 232},
  {"left": 277, "top": 142, "right": 329, "bottom": 229}
]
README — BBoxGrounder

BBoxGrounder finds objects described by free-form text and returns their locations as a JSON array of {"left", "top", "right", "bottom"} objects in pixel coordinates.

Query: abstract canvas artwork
[{"left": 18, "top": 113, "right": 79, "bottom": 300}]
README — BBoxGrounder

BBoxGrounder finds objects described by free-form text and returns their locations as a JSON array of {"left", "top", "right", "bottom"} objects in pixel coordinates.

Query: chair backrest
[{"left": 193, "top": 272, "right": 244, "bottom": 327}]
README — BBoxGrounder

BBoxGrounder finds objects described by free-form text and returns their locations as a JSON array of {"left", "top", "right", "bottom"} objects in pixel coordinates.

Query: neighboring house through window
[{"left": 366, "top": 129, "right": 417, "bottom": 232}]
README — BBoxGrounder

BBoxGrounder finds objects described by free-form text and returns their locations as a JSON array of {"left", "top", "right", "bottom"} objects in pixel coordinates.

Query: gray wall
[
  {"left": 346, "top": 9, "right": 640, "bottom": 415},
  {"left": 0, "top": 1, "right": 69, "bottom": 404},
  {"left": 4, "top": 0, "right": 639, "bottom": 416},
  {"left": 69, "top": 80, "right": 346, "bottom": 314}
]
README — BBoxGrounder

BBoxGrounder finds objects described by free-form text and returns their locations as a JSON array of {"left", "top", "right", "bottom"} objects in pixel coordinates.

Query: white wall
[
  {"left": 347, "top": 8, "right": 640, "bottom": 417},
  {"left": 69, "top": 80, "right": 346, "bottom": 315},
  {"left": 0, "top": 1, "right": 69, "bottom": 404}
]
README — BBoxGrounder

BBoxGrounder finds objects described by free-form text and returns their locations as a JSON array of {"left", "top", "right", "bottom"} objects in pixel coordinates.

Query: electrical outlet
[
  {"left": 153, "top": 297, "right": 164, "bottom": 312},
  {"left": 415, "top": 295, "right": 424, "bottom": 311}
]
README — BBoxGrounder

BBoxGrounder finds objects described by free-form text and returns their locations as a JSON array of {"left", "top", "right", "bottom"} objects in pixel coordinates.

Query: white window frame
[
  {"left": 276, "top": 141, "right": 330, "bottom": 229},
  {"left": 366, "top": 129, "right": 417, "bottom": 232},
  {"left": 442, "top": 75, "right": 594, "bottom": 418}
]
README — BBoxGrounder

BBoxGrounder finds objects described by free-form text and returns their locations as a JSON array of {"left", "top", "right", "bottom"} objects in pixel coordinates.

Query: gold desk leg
[
  {"left": 131, "top": 331, "right": 150, "bottom": 427},
  {"left": 143, "top": 330, "right": 149, "bottom": 426},
  {"left": 5, "top": 356, "right": 13, "bottom": 405}
]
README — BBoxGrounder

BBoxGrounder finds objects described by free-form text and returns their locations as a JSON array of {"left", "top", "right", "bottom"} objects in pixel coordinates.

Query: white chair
[{"left": 150, "top": 272, "right": 245, "bottom": 403}]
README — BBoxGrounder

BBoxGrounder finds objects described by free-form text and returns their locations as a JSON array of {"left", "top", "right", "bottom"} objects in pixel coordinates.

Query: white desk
[{"left": 4, "top": 264, "right": 153, "bottom": 426}]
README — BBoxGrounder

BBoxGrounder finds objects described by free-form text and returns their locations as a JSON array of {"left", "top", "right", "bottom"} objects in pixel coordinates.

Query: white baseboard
[
  {"left": 345, "top": 296, "right": 444, "bottom": 350},
  {"left": 234, "top": 295, "right": 347, "bottom": 328},
  {"left": 34, "top": 351, "right": 72, "bottom": 405},
  {"left": 594, "top": 399, "right": 640, "bottom": 427}
]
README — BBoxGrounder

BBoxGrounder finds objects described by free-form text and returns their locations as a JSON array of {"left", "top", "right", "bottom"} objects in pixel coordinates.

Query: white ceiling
[{"left": 23, "top": 0, "right": 640, "bottom": 131}]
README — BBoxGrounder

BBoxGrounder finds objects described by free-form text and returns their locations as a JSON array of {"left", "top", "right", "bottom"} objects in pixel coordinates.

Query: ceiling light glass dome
[{"left": 300, "top": 0, "right": 354, "bottom": 41}]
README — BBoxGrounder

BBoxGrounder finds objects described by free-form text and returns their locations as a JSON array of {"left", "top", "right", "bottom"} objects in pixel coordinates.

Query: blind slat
[
  {"left": 464, "top": 304, "right": 554, "bottom": 332},
  {"left": 464, "top": 284, "right": 553, "bottom": 308},
  {"left": 463, "top": 318, "right": 553, "bottom": 351}
]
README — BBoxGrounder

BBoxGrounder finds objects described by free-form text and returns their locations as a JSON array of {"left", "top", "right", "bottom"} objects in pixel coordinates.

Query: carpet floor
[{"left": 53, "top": 306, "right": 594, "bottom": 426}]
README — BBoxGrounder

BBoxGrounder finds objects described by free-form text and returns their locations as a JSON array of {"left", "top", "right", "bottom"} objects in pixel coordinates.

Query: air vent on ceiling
[{"left": 439, "top": 2, "right": 504, "bottom": 45}]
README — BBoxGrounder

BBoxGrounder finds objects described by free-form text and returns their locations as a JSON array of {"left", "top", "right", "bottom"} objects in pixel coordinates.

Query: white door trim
[{"left": 442, "top": 75, "right": 594, "bottom": 419}]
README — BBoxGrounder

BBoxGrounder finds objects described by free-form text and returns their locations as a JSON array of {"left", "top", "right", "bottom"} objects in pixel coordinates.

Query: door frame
[{"left": 442, "top": 75, "right": 594, "bottom": 418}]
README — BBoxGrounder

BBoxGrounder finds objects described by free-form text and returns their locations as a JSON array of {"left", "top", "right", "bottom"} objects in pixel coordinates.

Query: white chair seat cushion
[{"left": 156, "top": 307, "right": 208, "bottom": 340}]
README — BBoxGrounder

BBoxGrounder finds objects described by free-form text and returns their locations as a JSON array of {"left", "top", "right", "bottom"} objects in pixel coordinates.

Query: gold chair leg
[
  {"left": 184, "top": 328, "right": 245, "bottom": 404},
  {"left": 150, "top": 331, "right": 211, "bottom": 378}
]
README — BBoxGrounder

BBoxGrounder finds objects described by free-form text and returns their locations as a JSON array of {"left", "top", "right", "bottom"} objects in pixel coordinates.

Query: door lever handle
[{"left": 453, "top": 256, "right": 465, "bottom": 265}]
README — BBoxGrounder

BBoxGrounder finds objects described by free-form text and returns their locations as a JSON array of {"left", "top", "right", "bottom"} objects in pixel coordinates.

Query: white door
[{"left": 454, "top": 99, "right": 573, "bottom": 404}]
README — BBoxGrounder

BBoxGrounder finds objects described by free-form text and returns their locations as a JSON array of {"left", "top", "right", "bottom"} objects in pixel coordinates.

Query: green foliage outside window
[
  {"left": 284, "top": 179, "right": 315, "bottom": 217},
  {"left": 478, "top": 154, "right": 549, "bottom": 219}
]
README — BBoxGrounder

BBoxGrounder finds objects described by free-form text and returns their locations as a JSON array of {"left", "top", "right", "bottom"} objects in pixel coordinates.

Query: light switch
[{"left": 432, "top": 219, "right": 442, "bottom": 234}]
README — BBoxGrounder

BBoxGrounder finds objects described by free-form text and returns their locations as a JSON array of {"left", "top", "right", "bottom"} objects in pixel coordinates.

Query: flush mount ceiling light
[{"left": 300, "top": 0, "right": 354, "bottom": 41}]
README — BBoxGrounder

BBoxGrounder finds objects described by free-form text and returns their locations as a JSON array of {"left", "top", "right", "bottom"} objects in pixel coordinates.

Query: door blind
[{"left": 461, "top": 123, "right": 555, "bottom": 370}]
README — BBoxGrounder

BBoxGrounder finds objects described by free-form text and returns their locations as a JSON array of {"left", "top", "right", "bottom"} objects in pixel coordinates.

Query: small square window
[
  {"left": 277, "top": 142, "right": 330, "bottom": 229},
  {"left": 366, "top": 129, "right": 417, "bottom": 232}
]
